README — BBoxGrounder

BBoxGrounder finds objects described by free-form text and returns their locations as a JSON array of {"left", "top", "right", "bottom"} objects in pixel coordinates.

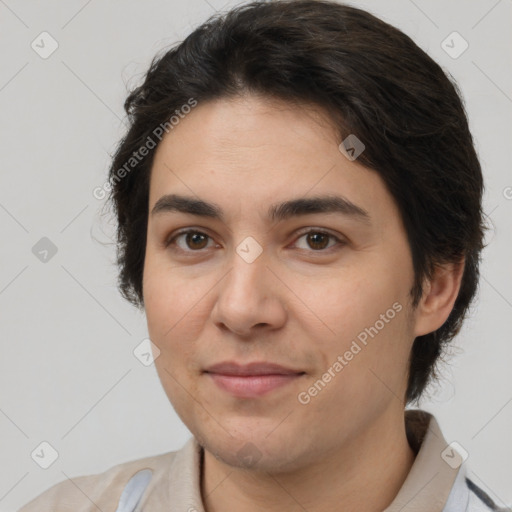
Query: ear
[{"left": 413, "top": 258, "right": 465, "bottom": 337}]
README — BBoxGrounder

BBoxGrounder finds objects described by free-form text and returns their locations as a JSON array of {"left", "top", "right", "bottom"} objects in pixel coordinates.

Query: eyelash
[{"left": 164, "top": 228, "right": 346, "bottom": 255}]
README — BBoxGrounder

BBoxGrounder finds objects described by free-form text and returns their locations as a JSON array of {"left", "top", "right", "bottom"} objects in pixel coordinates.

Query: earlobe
[{"left": 413, "top": 258, "right": 465, "bottom": 337}]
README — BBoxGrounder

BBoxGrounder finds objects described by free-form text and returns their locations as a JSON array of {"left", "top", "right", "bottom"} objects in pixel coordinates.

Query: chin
[{"left": 199, "top": 426, "right": 311, "bottom": 474}]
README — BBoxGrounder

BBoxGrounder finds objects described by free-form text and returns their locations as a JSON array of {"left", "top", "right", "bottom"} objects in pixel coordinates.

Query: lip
[
  {"left": 207, "top": 373, "right": 304, "bottom": 397},
  {"left": 204, "top": 361, "right": 304, "bottom": 376},
  {"left": 204, "top": 361, "right": 305, "bottom": 398}
]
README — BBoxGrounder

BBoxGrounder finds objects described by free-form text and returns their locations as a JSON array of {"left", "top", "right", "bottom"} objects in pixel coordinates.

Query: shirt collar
[
  {"left": 143, "top": 409, "right": 463, "bottom": 511},
  {"left": 383, "top": 409, "right": 462, "bottom": 511}
]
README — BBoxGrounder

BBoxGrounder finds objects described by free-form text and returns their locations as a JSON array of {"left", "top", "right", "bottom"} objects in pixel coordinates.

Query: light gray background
[{"left": 1, "top": 0, "right": 511, "bottom": 510}]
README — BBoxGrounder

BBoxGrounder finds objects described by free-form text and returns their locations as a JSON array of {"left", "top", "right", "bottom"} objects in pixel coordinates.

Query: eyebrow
[{"left": 150, "top": 193, "right": 371, "bottom": 224}]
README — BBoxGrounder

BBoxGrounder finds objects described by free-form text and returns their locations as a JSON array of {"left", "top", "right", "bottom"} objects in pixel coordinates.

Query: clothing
[{"left": 18, "top": 409, "right": 509, "bottom": 512}]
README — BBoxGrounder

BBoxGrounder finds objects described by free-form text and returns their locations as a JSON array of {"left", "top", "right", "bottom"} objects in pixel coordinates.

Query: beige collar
[
  {"left": 138, "top": 409, "right": 460, "bottom": 511},
  {"left": 383, "top": 409, "right": 461, "bottom": 511}
]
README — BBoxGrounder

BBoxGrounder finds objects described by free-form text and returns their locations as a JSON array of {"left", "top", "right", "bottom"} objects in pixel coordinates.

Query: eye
[
  {"left": 165, "top": 228, "right": 345, "bottom": 254},
  {"left": 165, "top": 229, "right": 216, "bottom": 252},
  {"left": 292, "top": 228, "right": 345, "bottom": 253}
]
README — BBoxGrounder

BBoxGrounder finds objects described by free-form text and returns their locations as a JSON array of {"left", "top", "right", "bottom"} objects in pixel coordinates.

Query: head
[{"left": 105, "top": 0, "right": 486, "bottom": 470}]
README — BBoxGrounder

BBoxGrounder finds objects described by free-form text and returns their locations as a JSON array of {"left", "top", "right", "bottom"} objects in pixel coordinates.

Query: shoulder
[{"left": 17, "top": 450, "right": 178, "bottom": 512}]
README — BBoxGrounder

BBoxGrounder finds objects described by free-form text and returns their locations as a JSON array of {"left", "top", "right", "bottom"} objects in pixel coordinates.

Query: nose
[{"left": 210, "top": 247, "right": 287, "bottom": 338}]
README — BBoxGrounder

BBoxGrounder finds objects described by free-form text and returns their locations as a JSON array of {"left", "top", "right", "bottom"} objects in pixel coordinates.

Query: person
[{"left": 18, "top": 0, "right": 509, "bottom": 511}]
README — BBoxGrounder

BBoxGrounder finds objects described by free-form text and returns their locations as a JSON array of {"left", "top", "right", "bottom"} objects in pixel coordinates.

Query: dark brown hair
[{"left": 105, "top": 0, "right": 487, "bottom": 405}]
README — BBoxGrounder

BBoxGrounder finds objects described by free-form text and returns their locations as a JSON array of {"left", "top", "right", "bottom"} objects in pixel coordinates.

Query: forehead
[{"left": 147, "top": 95, "right": 398, "bottom": 227}]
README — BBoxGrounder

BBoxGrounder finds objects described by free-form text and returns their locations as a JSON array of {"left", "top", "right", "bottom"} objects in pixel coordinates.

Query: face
[{"left": 143, "top": 94, "right": 418, "bottom": 473}]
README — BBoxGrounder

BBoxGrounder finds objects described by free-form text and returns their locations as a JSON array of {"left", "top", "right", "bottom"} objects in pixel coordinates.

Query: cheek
[
  {"left": 297, "top": 269, "right": 402, "bottom": 341},
  {"left": 143, "top": 268, "right": 193, "bottom": 370},
  {"left": 143, "top": 255, "right": 199, "bottom": 338},
  {"left": 299, "top": 267, "right": 412, "bottom": 384},
  {"left": 144, "top": 272, "right": 202, "bottom": 414}
]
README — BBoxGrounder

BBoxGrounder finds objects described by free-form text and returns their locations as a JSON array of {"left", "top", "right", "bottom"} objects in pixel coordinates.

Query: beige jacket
[{"left": 18, "top": 409, "right": 506, "bottom": 511}]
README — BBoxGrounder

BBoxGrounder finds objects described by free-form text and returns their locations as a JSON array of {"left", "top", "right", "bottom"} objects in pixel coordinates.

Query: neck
[{"left": 200, "top": 408, "right": 417, "bottom": 512}]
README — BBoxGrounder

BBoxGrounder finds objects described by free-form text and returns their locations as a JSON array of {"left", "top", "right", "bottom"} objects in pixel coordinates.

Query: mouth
[{"left": 204, "top": 361, "right": 306, "bottom": 398}]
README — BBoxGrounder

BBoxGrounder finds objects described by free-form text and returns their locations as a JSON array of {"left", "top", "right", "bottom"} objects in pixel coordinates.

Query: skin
[{"left": 142, "top": 94, "right": 464, "bottom": 512}]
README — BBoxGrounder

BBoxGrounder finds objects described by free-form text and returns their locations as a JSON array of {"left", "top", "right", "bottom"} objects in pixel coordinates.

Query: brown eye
[
  {"left": 184, "top": 231, "right": 209, "bottom": 250},
  {"left": 305, "top": 232, "right": 330, "bottom": 250},
  {"left": 166, "top": 230, "right": 214, "bottom": 252},
  {"left": 165, "top": 228, "right": 344, "bottom": 256},
  {"left": 294, "top": 229, "right": 343, "bottom": 252}
]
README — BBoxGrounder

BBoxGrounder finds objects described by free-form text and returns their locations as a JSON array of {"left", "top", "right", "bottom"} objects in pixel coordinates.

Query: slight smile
[{"left": 204, "top": 361, "right": 306, "bottom": 398}]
